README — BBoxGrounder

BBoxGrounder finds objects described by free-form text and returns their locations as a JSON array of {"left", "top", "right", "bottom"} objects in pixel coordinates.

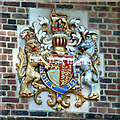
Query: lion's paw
[{"left": 20, "top": 89, "right": 33, "bottom": 97}]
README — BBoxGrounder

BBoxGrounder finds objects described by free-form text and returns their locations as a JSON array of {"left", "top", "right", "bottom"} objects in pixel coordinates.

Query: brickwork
[{"left": 0, "top": 1, "right": 120, "bottom": 119}]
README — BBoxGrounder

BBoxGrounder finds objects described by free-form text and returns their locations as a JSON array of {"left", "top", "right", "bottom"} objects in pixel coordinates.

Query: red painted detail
[
  {"left": 32, "top": 47, "right": 36, "bottom": 51},
  {"left": 78, "top": 46, "right": 85, "bottom": 49},
  {"left": 31, "top": 58, "right": 34, "bottom": 62},
  {"left": 51, "top": 26, "right": 67, "bottom": 30},
  {"left": 39, "top": 59, "right": 42, "bottom": 62},
  {"left": 88, "top": 61, "right": 91, "bottom": 65},
  {"left": 47, "top": 54, "right": 74, "bottom": 86},
  {"left": 80, "top": 61, "right": 83, "bottom": 65}
]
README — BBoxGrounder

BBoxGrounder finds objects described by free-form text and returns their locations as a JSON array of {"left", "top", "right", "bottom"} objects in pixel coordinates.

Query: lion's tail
[{"left": 16, "top": 47, "right": 26, "bottom": 79}]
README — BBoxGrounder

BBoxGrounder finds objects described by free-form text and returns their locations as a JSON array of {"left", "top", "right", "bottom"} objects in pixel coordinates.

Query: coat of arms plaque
[{"left": 16, "top": 10, "right": 101, "bottom": 111}]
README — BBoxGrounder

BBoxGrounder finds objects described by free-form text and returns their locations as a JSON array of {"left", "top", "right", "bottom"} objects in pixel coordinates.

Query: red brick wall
[{"left": 0, "top": 1, "right": 120, "bottom": 119}]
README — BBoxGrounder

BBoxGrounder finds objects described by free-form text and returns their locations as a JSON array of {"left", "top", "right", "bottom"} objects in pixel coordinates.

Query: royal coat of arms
[{"left": 16, "top": 10, "right": 101, "bottom": 111}]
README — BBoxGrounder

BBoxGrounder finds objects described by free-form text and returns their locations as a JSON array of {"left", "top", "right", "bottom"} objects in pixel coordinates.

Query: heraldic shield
[{"left": 16, "top": 10, "right": 101, "bottom": 111}]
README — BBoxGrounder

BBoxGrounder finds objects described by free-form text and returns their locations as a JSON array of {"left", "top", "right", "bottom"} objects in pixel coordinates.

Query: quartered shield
[{"left": 40, "top": 51, "right": 79, "bottom": 94}]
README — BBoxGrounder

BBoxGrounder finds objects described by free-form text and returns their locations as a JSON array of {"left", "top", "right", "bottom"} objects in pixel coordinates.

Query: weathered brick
[
  {"left": 12, "top": 37, "right": 17, "bottom": 42},
  {"left": 99, "top": 13, "right": 107, "bottom": 17},
  {"left": 11, "top": 110, "right": 28, "bottom": 115},
  {"left": 88, "top": 24, "right": 98, "bottom": 29},
  {"left": 20, "top": 98, "right": 28, "bottom": 105},
  {"left": 108, "top": 2, "right": 116, "bottom": 6},
  {"left": 0, "top": 110, "right": 10, "bottom": 115},
  {"left": 0, "top": 91, "right": 6, "bottom": 96},
  {"left": 94, "top": 102, "right": 110, "bottom": 107},
  {"left": 0, "top": 67, "right": 6, "bottom": 72},
  {"left": 0, "top": 55, "right": 7, "bottom": 60},
  {"left": 108, "top": 25, "right": 116, "bottom": 29},
  {"left": 100, "top": 84, "right": 106, "bottom": 89},
  {"left": 3, "top": 25, "right": 17, "bottom": 30},
  {"left": 22, "top": 2, "right": 36, "bottom": 7},
  {"left": 1, "top": 13, "right": 10, "bottom": 18},
  {"left": 94, "top": 6, "right": 109, "bottom": 11},
  {"left": 104, "top": 18, "right": 117, "bottom": 23},
  {"left": 8, "top": 80, "right": 16, "bottom": 84},
  {"left": 108, "top": 61, "right": 116, "bottom": 65},
  {"left": 105, "top": 67, "right": 119, "bottom": 71},
  {"left": 98, "top": 108, "right": 107, "bottom": 113},
  {"left": 2, "top": 98, "right": 19, "bottom": 103},
  {"left": 7, "top": 67, "right": 12, "bottom": 72},
  {"left": 114, "top": 55, "right": 120, "bottom": 59},
  {"left": 30, "top": 111, "right": 47, "bottom": 116},
  {"left": 108, "top": 73, "right": 116, "bottom": 77},
  {"left": 89, "top": 18, "right": 102, "bottom": 23},
  {"left": 66, "top": 113, "right": 83, "bottom": 118},
  {"left": 0, "top": 30, "right": 6, "bottom": 35},
  {"left": 104, "top": 43, "right": 120, "bottom": 47},
  {"left": 104, "top": 54, "right": 111, "bottom": 59},
  {"left": 116, "top": 109, "right": 120, "bottom": 114},
  {"left": 12, "top": 14, "right": 28, "bottom": 19},
  {"left": 17, "top": 20, "right": 25, "bottom": 25},
  {"left": 16, "top": 104, "right": 24, "bottom": 109},
  {"left": 8, "top": 19, "right": 16, "bottom": 24},
  {"left": 0, "top": 85, "right": 10, "bottom": 90},
  {"left": 6, "top": 104, "right": 15, "bottom": 109},
  {"left": 3, "top": 49, "right": 12, "bottom": 54},
  {"left": 100, "top": 78, "right": 112, "bottom": 83},
  {"left": 4, "top": 2, "right": 20, "bottom": 7},
  {"left": 8, "top": 7, "right": 16, "bottom": 12},
  {"left": 113, "top": 31, "right": 120, "bottom": 36},
  {"left": 112, "top": 103, "right": 120, "bottom": 108},
  {"left": 117, "top": 49, "right": 120, "bottom": 53},
  {"left": 0, "top": 103, "right": 5, "bottom": 109},
  {"left": 100, "top": 48, "right": 107, "bottom": 53},
  {"left": 99, "top": 24, "right": 106, "bottom": 29},
  {"left": 88, "top": 12, "right": 97, "bottom": 17},
  {"left": 100, "top": 37, "right": 106, "bottom": 41},
  {"left": 108, "top": 49, "right": 115, "bottom": 53},
  {"left": 38, "top": 3, "right": 54, "bottom": 8},
  {"left": 113, "top": 79, "right": 120, "bottom": 83},
  {"left": 0, "top": 61, "right": 9, "bottom": 66},
  {"left": 7, "top": 31, "right": 16, "bottom": 36},
  {"left": 7, "top": 91, "right": 15, "bottom": 97},
  {"left": 104, "top": 114, "right": 120, "bottom": 119},
  {"left": 0, "top": 36, "right": 10, "bottom": 41},
  {"left": 108, "top": 84, "right": 116, "bottom": 89},
  {"left": 57, "top": 4, "right": 73, "bottom": 9},
  {"left": 108, "top": 108, "right": 116, "bottom": 113},
  {"left": 100, "top": 96, "right": 106, "bottom": 101},
  {"left": 75, "top": 5, "right": 91, "bottom": 10},
  {"left": 105, "top": 90, "right": 119, "bottom": 96},
  {"left": 100, "top": 30, "right": 112, "bottom": 35},
  {"left": 0, "top": 19, "right": 7, "bottom": 23},
  {"left": 12, "top": 86, "right": 17, "bottom": 91},
  {"left": 8, "top": 43, "right": 15, "bottom": 48},
  {"left": 108, "top": 13, "right": 116, "bottom": 18},
  {"left": 89, "top": 107, "right": 97, "bottom": 112},
  {"left": 3, "top": 74, "right": 15, "bottom": 78},
  {"left": 112, "top": 7, "right": 120, "bottom": 12},
  {"left": 25, "top": 105, "right": 28, "bottom": 110},
  {"left": 17, "top": 8, "right": 25, "bottom": 13},
  {"left": 86, "top": 113, "right": 102, "bottom": 119}
]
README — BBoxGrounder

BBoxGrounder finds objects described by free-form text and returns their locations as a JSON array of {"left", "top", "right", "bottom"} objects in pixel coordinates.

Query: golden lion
[{"left": 16, "top": 34, "right": 50, "bottom": 97}]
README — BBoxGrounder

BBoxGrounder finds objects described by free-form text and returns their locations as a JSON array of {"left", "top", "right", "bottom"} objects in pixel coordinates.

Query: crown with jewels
[
  {"left": 24, "top": 32, "right": 36, "bottom": 42},
  {"left": 51, "top": 10, "right": 69, "bottom": 48}
]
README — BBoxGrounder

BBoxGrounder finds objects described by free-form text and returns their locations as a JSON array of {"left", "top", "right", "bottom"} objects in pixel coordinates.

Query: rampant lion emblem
[{"left": 16, "top": 10, "right": 101, "bottom": 111}]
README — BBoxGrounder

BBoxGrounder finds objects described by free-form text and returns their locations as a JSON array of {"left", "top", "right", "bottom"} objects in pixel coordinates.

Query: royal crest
[{"left": 16, "top": 10, "right": 101, "bottom": 111}]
